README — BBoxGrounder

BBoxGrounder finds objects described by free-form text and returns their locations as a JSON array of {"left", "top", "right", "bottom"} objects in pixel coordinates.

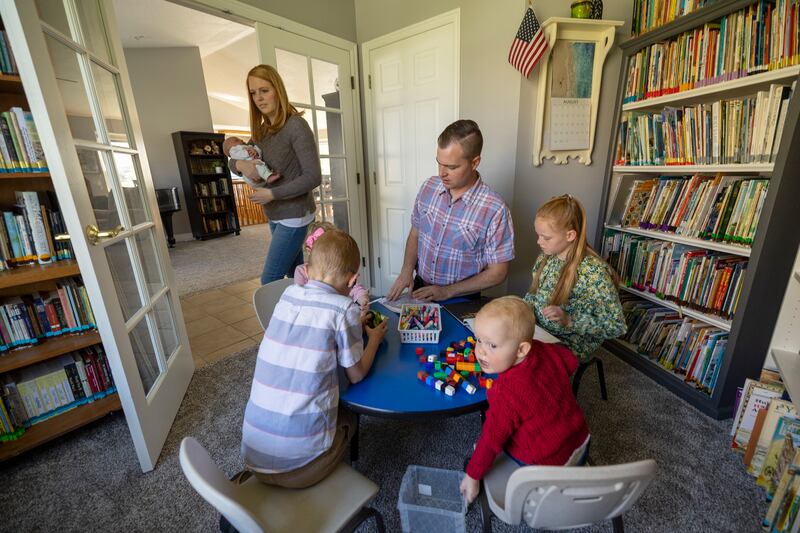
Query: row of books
[
  {"left": 604, "top": 233, "right": 746, "bottom": 319},
  {"left": 0, "top": 277, "right": 95, "bottom": 352},
  {"left": 201, "top": 213, "right": 236, "bottom": 234},
  {"left": 620, "top": 295, "right": 727, "bottom": 395},
  {"left": 189, "top": 158, "right": 226, "bottom": 176},
  {"left": 0, "top": 345, "right": 115, "bottom": 439},
  {"left": 0, "top": 190, "right": 74, "bottom": 270},
  {"left": 630, "top": 0, "right": 708, "bottom": 36},
  {"left": 616, "top": 85, "right": 793, "bottom": 166},
  {"left": 198, "top": 197, "right": 230, "bottom": 215},
  {"left": 0, "top": 30, "right": 17, "bottom": 76},
  {"left": 628, "top": 0, "right": 800, "bottom": 94},
  {"left": 619, "top": 175, "right": 769, "bottom": 246},
  {"left": 194, "top": 178, "right": 231, "bottom": 198},
  {"left": 0, "top": 107, "right": 47, "bottom": 173},
  {"left": 729, "top": 375, "right": 799, "bottom": 531}
]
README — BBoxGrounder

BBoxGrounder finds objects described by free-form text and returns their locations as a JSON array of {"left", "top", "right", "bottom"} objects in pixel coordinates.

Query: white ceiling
[{"left": 113, "top": 0, "right": 253, "bottom": 58}]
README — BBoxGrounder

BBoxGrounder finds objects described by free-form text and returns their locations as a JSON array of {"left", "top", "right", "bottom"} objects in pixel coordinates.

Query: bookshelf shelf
[
  {"left": 0, "top": 330, "right": 101, "bottom": 374},
  {"left": 604, "top": 224, "right": 751, "bottom": 257},
  {"left": 0, "top": 260, "right": 80, "bottom": 289},
  {"left": 613, "top": 164, "right": 773, "bottom": 174},
  {"left": 622, "top": 66, "right": 800, "bottom": 111},
  {"left": 0, "top": 73, "right": 22, "bottom": 94},
  {"left": 619, "top": 285, "right": 732, "bottom": 331},
  {"left": 0, "top": 172, "right": 49, "bottom": 179},
  {"left": 771, "top": 349, "right": 800, "bottom": 410},
  {"left": 0, "top": 393, "right": 120, "bottom": 461}
]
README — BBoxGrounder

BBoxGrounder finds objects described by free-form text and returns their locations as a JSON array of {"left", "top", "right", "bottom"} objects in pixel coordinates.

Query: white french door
[
  {"left": 2, "top": 0, "right": 193, "bottom": 472},
  {"left": 256, "top": 24, "right": 369, "bottom": 279}
]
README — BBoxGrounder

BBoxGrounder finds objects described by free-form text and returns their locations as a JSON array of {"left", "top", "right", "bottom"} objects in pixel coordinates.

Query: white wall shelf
[
  {"left": 613, "top": 164, "right": 773, "bottom": 174},
  {"left": 620, "top": 285, "right": 732, "bottom": 331},
  {"left": 622, "top": 65, "right": 800, "bottom": 112},
  {"left": 604, "top": 224, "right": 752, "bottom": 257},
  {"left": 772, "top": 349, "right": 800, "bottom": 410}
]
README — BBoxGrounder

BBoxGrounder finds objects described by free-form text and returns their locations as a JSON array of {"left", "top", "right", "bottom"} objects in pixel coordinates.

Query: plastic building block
[
  {"left": 427, "top": 354, "right": 437, "bottom": 363},
  {"left": 444, "top": 385, "right": 456, "bottom": 396},
  {"left": 416, "top": 347, "right": 424, "bottom": 356},
  {"left": 456, "top": 362, "right": 481, "bottom": 372},
  {"left": 461, "top": 381, "right": 477, "bottom": 394}
]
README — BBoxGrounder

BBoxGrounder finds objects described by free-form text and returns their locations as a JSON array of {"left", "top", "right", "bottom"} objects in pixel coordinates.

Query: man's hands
[
  {"left": 542, "top": 305, "right": 572, "bottom": 328},
  {"left": 387, "top": 270, "right": 414, "bottom": 301},
  {"left": 460, "top": 474, "right": 480, "bottom": 504},
  {"left": 412, "top": 284, "right": 450, "bottom": 302}
]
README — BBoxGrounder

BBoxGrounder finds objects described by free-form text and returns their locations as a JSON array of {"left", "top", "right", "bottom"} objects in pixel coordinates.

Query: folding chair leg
[
  {"left": 350, "top": 413, "right": 360, "bottom": 463},
  {"left": 612, "top": 515, "right": 624, "bottom": 533},
  {"left": 340, "top": 506, "right": 385, "bottom": 533},
  {"left": 572, "top": 362, "right": 588, "bottom": 397},
  {"left": 478, "top": 482, "right": 493, "bottom": 533},
  {"left": 595, "top": 358, "right": 608, "bottom": 401}
]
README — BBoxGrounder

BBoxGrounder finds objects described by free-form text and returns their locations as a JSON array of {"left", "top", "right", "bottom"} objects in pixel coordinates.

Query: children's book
[
  {"left": 732, "top": 381, "right": 784, "bottom": 452},
  {"left": 759, "top": 417, "right": 800, "bottom": 492},
  {"left": 749, "top": 401, "right": 798, "bottom": 476}
]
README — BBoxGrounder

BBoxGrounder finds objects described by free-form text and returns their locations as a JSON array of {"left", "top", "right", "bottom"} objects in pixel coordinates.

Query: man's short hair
[
  {"left": 308, "top": 229, "right": 360, "bottom": 278},
  {"left": 477, "top": 296, "right": 536, "bottom": 342},
  {"left": 437, "top": 119, "right": 483, "bottom": 160}
]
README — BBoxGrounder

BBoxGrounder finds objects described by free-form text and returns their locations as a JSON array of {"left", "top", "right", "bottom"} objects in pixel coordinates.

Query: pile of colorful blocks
[{"left": 415, "top": 337, "right": 494, "bottom": 397}]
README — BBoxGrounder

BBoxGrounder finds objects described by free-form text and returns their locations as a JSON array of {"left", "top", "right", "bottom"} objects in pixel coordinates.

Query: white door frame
[
  {"left": 360, "top": 9, "right": 460, "bottom": 293},
  {"left": 174, "top": 0, "right": 371, "bottom": 284}
]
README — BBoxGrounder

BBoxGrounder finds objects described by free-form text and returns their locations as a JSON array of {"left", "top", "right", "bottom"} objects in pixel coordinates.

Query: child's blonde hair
[
  {"left": 530, "top": 194, "right": 614, "bottom": 306},
  {"left": 303, "top": 221, "right": 338, "bottom": 256},
  {"left": 476, "top": 296, "right": 536, "bottom": 342},
  {"left": 307, "top": 229, "right": 360, "bottom": 279}
]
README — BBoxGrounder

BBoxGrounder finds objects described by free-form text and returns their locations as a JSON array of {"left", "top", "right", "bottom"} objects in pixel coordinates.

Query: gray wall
[
  {"left": 239, "top": 0, "right": 357, "bottom": 41},
  {"left": 124, "top": 47, "right": 215, "bottom": 237},
  {"left": 507, "top": 2, "right": 632, "bottom": 295}
]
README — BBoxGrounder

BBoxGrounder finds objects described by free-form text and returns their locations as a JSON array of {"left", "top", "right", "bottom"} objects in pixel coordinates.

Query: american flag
[{"left": 508, "top": 7, "right": 547, "bottom": 77}]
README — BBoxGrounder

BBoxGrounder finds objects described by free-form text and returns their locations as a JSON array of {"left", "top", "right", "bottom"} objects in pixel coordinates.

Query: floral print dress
[{"left": 524, "top": 254, "right": 626, "bottom": 363}]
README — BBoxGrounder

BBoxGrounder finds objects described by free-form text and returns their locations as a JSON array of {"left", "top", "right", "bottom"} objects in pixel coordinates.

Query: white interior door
[
  {"left": 256, "top": 24, "right": 369, "bottom": 278},
  {"left": 2, "top": 0, "right": 193, "bottom": 472},
  {"left": 362, "top": 13, "right": 459, "bottom": 295}
]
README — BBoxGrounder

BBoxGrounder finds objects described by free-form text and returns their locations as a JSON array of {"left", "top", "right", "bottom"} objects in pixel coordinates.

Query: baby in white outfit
[{"left": 223, "top": 136, "right": 281, "bottom": 188}]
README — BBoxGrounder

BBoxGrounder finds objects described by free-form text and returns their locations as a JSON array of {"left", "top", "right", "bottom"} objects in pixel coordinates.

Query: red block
[{"left": 416, "top": 347, "right": 424, "bottom": 355}]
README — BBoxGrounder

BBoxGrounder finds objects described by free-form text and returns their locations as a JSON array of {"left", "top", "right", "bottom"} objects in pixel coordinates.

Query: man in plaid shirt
[{"left": 387, "top": 120, "right": 515, "bottom": 302}]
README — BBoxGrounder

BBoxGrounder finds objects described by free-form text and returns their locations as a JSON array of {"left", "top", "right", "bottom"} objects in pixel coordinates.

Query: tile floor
[{"left": 179, "top": 277, "right": 264, "bottom": 369}]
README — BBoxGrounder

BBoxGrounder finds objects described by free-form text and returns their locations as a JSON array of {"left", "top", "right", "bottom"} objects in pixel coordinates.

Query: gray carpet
[
  {"left": 168, "top": 224, "right": 269, "bottom": 296},
  {"left": 0, "top": 347, "right": 768, "bottom": 532}
]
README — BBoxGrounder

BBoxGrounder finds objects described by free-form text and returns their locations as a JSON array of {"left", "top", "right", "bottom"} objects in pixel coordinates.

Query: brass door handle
[{"left": 86, "top": 224, "right": 124, "bottom": 245}]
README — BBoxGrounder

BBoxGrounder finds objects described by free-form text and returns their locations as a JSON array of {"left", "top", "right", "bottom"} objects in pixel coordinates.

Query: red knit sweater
[{"left": 466, "top": 340, "right": 590, "bottom": 480}]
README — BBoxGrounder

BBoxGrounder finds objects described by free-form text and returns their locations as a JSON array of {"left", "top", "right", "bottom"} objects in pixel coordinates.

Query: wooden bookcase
[
  {"left": 172, "top": 131, "right": 241, "bottom": 240},
  {"left": 596, "top": 0, "right": 800, "bottom": 419},
  {"left": 0, "top": 74, "right": 119, "bottom": 461}
]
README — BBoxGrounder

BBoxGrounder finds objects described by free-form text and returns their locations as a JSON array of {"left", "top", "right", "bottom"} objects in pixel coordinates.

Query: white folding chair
[
  {"left": 478, "top": 455, "right": 656, "bottom": 532},
  {"left": 252, "top": 278, "right": 293, "bottom": 329},
  {"left": 179, "top": 437, "right": 384, "bottom": 533}
]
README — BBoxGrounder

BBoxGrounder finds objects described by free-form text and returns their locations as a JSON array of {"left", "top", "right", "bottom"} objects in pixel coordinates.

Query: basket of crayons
[{"left": 398, "top": 304, "right": 442, "bottom": 344}]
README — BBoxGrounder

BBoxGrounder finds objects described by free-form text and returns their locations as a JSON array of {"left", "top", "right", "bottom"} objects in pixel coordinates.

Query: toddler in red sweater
[{"left": 460, "top": 296, "right": 591, "bottom": 503}]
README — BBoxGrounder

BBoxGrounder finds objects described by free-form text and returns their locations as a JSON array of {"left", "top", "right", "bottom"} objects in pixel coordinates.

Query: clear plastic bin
[{"left": 397, "top": 465, "right": 467, "bottom": 533}]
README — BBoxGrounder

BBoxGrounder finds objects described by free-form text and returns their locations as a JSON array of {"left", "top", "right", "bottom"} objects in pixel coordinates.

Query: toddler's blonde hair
[
  {"left": 476, "top": 296, "right": 536, "bottom": 342},
  {"left": 308, "top": 229, "right": 360, "bottom": 280}
]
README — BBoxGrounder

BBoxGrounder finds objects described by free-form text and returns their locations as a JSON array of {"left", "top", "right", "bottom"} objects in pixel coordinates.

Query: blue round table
[{"left": 340, "top": 301, "right": 488, "bottom": 419}]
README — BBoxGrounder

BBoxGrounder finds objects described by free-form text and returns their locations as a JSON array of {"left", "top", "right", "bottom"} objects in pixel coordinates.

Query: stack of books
[
  {"left": 628, "top": 1, "right": 800, "bottom": 92},
  {"left": 0, "top": 107, "right": 47, "bottom": 173},
  {"left": 604, "top": 234, "right": 746, "bottom": 319},
  {"left": 0, "top": 190, "right": 73, "bottom": 270},
  {"left": 201, "top": 213, "right": 237, "bottom": 234},
  {"left": 193, "top": 178, "right": 230, "bottom": 197},
  {"left": 617, "top": 175, "right": 769, "bottom": 246},
  {"left": 616, "top": 85, "right": 793, "bottom": 166},
  {"left": 620, "top": 295, "right": 727, "bottom": 394},
  {"left": 0, "top": 346, "right": 115, "bottom": 440}
]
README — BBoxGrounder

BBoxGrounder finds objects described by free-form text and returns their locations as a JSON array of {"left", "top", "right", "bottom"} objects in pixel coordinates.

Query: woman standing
[{"left": 230, "top": 64, "right": 321, "bottom": 284}]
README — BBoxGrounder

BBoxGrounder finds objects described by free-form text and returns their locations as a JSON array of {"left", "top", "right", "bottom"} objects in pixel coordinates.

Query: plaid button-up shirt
[{"left": 411, "top": 176, "right": 514, "bottom": 286}]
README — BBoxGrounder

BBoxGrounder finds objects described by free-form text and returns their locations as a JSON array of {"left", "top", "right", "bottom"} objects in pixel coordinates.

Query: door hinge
[
  {"left": 356, "top": 172, "right": 361, "bottom": 185},
  {"left": 362, "top": 256, "right": 366, "bottom": 268},
  {"left": 350, "top": 76, "right": 355, "bottom": 89},
  {"left": 368, "top": 75, "right": 372, "bottom": 89},
  {"left": 372, "top": 171, "right": 377, "bottom": 185},
  {"left": 377, "top": 257, "right": 381, "bottom": 268}
]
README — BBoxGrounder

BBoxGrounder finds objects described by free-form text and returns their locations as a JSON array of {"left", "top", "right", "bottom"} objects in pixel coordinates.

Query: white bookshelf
[
  {"left": 620, "top": 285, "right": 733, "bottom": 331},
  {"left": 622, "top": 65, "right": 800, "bottom": 112},
  {"left": 604, "top": 224, "right": 752, "bottom": 257},
  {"left": 613, "top": 164, "right": 773, "bottom": 174},
  {"left": 772, "top": 349, "right": 800, "bottom": 410}
]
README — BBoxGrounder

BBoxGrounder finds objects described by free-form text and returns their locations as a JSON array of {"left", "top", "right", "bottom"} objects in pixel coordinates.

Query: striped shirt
[
  {"left": 411, "top": 176, "right": 515, "bottom": 286},
  {"left": 241, "top": 281, "right": 363, "bottom": 473}
]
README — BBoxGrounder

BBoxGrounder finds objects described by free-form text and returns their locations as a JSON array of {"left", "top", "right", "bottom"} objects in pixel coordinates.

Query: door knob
[{"left": 86, "top": 224, "right": 124, "bottom": 245}]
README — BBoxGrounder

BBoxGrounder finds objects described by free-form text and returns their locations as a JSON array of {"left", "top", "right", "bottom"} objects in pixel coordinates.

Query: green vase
[{"left": 571, "top": 0, "right": 592, "bottom": 18}]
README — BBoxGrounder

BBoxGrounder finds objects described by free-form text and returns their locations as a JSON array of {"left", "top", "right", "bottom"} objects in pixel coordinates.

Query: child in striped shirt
[{"left": 240, "top": 229, "right": 387, "bottom": 488}]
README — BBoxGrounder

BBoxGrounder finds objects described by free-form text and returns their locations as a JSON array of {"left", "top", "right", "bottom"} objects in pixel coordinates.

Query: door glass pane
[
  {"left": 275, "top": 49, "right": 311, "bottom": 105},
  {"left": 105, "top": 239, "right": 143, "bottom": 321},
  {"left": 316, "top": 110, "right": 344, "bottom": 156},
  {"left": 322, "top": 201, "right": 349, "bottom": 233},
  {"left": 322, "top": 158, "right": 348, "bottom": 200},
  {"left": 35, "top": 0, "right": 71, "bottom": 38},
  {"left": 91, "top": 62, "right": 130, "bottom": 147},
  {"left": 45, "top": 35, "right": 100, "bottom": 143},
  {"left": 77, "top": 147, "right": 121, "bottom": 228},
  {"left": 74, "top": 0, "right": 112, "bottom": 64},
  {"left": 152, "top": 295, "right": 178, "bottom": 361},
  {"left": 112, "top": 152, "right": 149, "bottom": 226},
  {"left": 135, "top": 230, "right": 163, "bottom": 297},
  {"left": 312, "top": 58, "right": 340, "bottom": 109},
  {"left": 130, "top": 317, "right": 160, "bottom": 395}
]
